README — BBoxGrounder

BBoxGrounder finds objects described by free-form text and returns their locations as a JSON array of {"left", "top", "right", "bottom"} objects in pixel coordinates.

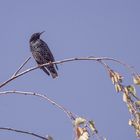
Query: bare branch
[
  {"left": 0, "top": 127, "right": 49, "bottom": 140},
  {"left": 0, "top": 91, "right": 105, "bottom": 139},
  {"left": 0, "top": 56, "right": 137, "bottom": 139},
  {"left": 12, "top": 56, "right": 31, "bottom": 77},
  {"left": 88, "top": 56, "right": 135, "bottom": 73},
  {"left": 0, "top": 56, "right": 135, "bottom": 89},
  {"left": 0, "top": 90, "right": 76, "bottom": 121}
]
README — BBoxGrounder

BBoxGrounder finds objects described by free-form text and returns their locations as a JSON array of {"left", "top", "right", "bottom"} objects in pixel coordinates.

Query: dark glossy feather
[{"left": 29, "top": 32, "right": 58, "bottom": 78}]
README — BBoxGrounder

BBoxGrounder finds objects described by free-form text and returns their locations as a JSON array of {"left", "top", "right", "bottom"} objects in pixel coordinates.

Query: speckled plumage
[{"left": 29, "top": 32, "right": 58, "bottom": 78}]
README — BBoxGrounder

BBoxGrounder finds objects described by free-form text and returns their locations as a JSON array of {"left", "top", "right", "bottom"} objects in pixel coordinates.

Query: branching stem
[{"left": 0, "top": 56, "right": 135, "bottom": 89}]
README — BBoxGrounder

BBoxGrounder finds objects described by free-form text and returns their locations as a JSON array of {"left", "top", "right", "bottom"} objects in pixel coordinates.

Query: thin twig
[
  {"left": 0, "top": 56, "right": 135, "bottom": 89},
  {"left": 12, "top": 56, "right": 31, "bottom": 77},
  {"left": 88, "top": 56, "right": 135, "bottom": 73},
  {"left": 0, "top": 90, "right": 76, "bottom": 121},
  {"left": 0, "top": 127, "right": 48, "bottom": 140}
]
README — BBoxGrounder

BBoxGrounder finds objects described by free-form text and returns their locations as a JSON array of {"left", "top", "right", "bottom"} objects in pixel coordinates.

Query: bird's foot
[{"left": 48, "top": 61, "right": 53, "bottom": 65}]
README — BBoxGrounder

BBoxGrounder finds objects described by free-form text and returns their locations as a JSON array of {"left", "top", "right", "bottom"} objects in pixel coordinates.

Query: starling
[{"left": 29, "top": 31, "right": 58, "bottom": 78}]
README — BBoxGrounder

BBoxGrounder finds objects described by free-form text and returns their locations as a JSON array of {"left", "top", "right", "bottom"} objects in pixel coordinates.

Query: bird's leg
[
  {"left": 37, "top": 64, "right": 42, "bottom": 68},
  {"left": 48, "top": 61, "right": 53, "bottom": 66}
]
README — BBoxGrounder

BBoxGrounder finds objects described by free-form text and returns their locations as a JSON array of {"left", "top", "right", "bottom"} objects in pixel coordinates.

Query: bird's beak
[{"left": 40, "top": 31, "right": 45, "bottom": 35}]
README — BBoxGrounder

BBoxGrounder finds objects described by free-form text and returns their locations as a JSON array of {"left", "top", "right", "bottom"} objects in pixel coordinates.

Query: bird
[{"left": 29, "top": 31, "right": 58, "bottom": 78}]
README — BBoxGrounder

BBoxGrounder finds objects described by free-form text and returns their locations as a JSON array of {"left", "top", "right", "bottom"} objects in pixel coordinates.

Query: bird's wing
[
  {"left": 41, "top": 67, "right": 50, "bottom": 76},
  {"left": 40, "top": 40, "right": 58, "bottom": 70}
]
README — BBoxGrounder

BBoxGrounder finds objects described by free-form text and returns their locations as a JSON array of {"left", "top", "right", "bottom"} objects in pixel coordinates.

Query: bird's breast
[{"left": 30, "top": 40, "right": 41, "bottom": 50}]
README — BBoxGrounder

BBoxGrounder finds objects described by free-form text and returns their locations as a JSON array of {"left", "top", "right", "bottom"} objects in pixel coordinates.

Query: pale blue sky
[{"left": 0, "top": 0, "right": 140, "bottom": 140}]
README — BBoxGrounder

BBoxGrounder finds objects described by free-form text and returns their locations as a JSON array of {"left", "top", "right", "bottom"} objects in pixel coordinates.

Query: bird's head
[{"left": 30, "top": 31, "right": 45, "bottom": 42}]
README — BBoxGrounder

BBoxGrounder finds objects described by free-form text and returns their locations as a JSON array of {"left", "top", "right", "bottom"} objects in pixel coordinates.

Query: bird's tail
[
  {"left": 46, "top": 65, "right": 58, "bottom": 79},
  {"left": 51, "top": 71, "right": 58, "bottom": 79},
  {"left": 41, "top": 67, "right": 50, "bottom": 76}
]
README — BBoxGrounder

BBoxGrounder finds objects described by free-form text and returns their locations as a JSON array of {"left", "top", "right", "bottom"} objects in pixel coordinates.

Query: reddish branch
[
  {"left": 0, "top": 90, "right": 76, "bottom": 121},
  {"left": 0, "top": 56, "right": 134, "bottom": 89},
  {"left": 0, "top": 56, "right": 137, "bottom": 140}
]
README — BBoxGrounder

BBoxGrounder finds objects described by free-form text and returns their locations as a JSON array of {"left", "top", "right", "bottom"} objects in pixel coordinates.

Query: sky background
[{"left": 0, "top": 0, "right": 140, "bottom": 140}]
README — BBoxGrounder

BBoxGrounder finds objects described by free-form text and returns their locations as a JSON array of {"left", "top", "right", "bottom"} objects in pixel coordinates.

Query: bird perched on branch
[{"left": 29, "top": 31, "right": 58, "bottom": 78}]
